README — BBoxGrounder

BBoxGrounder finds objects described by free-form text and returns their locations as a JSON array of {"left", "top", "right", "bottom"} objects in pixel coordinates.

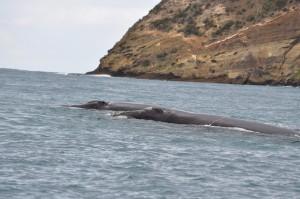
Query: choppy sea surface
[{"left": 0, "top": 68, "right": 300, "bottom": 199}]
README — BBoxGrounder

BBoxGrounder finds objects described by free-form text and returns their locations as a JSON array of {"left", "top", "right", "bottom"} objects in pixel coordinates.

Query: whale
[
  {"left": 66, "top": 100, "right": 298, "bottom": 136},
  {"left": 114, "top": 107, "right": 298, "bottom": 136}
]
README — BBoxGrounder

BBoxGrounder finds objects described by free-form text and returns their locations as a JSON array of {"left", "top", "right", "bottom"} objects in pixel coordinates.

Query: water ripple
[{"left": 0, "top": 69, "right": 300, "bottom": 198}]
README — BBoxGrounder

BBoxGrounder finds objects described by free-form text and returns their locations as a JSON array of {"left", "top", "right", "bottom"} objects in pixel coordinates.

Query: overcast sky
[{"left": 0, "top": 0, "right": 160, "bottom": 73}]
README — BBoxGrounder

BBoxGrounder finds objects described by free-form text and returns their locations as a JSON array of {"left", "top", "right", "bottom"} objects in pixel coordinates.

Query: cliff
[{"left": 89, "top": 0, "right": 300, "bottom": 86}]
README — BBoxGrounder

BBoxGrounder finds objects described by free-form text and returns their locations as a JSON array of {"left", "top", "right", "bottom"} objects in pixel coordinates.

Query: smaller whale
[
  {"left": 66, "top": 100, "right": 158, "bottom": 111},
  {"left": 114, "top": 107, "right": 298, "bottom": 136}
]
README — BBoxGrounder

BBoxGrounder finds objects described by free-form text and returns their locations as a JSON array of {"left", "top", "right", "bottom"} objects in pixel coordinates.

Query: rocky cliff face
[{"left": 89, "top": 0, "right": 300, "bottom": 86}]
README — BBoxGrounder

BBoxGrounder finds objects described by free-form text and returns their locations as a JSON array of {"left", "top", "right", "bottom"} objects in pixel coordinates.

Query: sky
[{"left": 0, "top": 0, "right": 160, "bottom": 73}]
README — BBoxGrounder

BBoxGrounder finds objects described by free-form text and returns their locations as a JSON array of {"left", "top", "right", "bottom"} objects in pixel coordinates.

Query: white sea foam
[
  {"left": 108, "top": 112, "right": 128, "bottom": 119},
  {"left": 113, "top": 115, "right": 128, "bottom": 119},
  {"left": 55, "top": 72, "right": 68, "bottom": 76},
  {"left": 89, "top": 74, "right": 112, "bottom": 78}
]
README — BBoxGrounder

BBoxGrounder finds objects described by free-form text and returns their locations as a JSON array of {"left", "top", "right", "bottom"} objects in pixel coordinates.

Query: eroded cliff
[{"left": 89, "top": 0, "right": 300, "bottom": 86}]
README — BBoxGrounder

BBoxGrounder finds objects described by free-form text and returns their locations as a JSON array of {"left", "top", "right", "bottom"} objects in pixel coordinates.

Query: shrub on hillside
[
  {"left": 262, "top": 0, "right": 287, "bottom": 13},
  {"left": 156, "top": 52, "right": 168, "bottom": 60},
  {"left": 203, "top": 18, "right": 216, "bottom": 29},
  {"left": 181, "top": 21, "right": 202, "bottom": 36},
  {"left": 151, "top": 18, "right": 173, "bottom": 32},
  {"left": 213, "top": 20, "right": 234, "bottom": 36},
  {"left": 141, "top": 60, "right": 150, "bottom": 67}
]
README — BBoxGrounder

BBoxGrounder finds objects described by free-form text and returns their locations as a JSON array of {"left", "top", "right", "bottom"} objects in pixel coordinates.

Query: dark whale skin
[{"left": 116, "top": 108, "right": 298, "bottom": 136}]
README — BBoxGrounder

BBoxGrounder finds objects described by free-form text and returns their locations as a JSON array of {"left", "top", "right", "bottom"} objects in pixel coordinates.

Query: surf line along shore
[{"left": 66, "top": 101, "right": 299, "bottom": 137}]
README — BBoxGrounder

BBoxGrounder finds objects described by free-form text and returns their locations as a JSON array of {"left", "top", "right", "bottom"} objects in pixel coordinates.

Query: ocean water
[{"left": 0, "top": 68, "right": 300, "bottom": 199}]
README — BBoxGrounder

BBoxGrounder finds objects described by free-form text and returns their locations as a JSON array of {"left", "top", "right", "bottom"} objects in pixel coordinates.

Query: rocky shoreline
[{"left": 87, "top": 67, "right": 300, "bottom": 86}]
